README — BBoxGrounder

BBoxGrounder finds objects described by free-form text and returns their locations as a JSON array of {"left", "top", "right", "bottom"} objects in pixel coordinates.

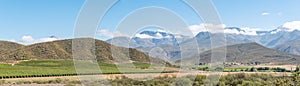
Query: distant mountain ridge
[
  {"left": 106, "top": 26, "right": 300, "bottom": 60},
  {"left": 2, "top": 26, "right": 300, "bottom": 64},
  {"left": 107, "top": 30, "right": 190, "bottom": 48},
  {"left": 106, "top": 30, "right": 191, "bottom": 60},
  {"left": 189, "top": 43, "right": 300, "bottom": 65}
]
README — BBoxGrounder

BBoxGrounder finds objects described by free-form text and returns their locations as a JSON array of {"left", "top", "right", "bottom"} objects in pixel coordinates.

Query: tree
[{"left": 250, "top": 67, "right": 255, "bottom": 72}]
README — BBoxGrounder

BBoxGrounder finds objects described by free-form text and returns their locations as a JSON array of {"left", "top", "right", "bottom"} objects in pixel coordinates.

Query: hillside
[
  {"left": 274, "top": 40, "right": 300, "bottom": 55},
  {"left": 189, "top": 43, "right": 300, "bottom": 65},
  {"left": 0, "top": 41, "right": 24, "bottom": 55},
  {"left": 0, "top": 38, "right": 160, "bottom": 64}
]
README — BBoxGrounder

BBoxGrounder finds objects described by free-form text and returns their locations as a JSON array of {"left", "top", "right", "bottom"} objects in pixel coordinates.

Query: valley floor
[
  {"left": 0, "top": 60, "right": 298, "bottom": 85},
  {"left": 0, "top": 72, "right": 297, "bottom": 86}
]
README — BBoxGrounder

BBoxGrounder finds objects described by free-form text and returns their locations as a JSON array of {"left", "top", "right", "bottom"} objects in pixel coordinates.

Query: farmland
[
  {"left": 1, "top": 60, "right": 300, "bottom": 85},
  {"left": 1, "top": 73, "right": 300, "bottom": 85},
  {"left": 0, "top": 60, "right": 173, "bottom": 79}
]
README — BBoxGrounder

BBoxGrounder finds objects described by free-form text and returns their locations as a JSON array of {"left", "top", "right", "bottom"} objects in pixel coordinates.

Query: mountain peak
[
  {"left": 135, "top": 30, "right": 188, "bottom": 39},
  {"left": 49, "top": 35, "right": 58, "bottom": 39},
  {"left": 195, "top": 32, "right": 210, "bottom": 39},
  {"left": 225, "top": 27, "right": 246, "bottom": 32},
  {"left": 135, "top": 30, "right": 172, "bottom": 39}
]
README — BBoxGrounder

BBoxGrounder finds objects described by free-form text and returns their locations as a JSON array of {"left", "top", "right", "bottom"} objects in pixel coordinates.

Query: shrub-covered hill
[
  {"left": 0, "top": 38, "right": 165, "bottom": 64},
  {"left": 0, "top": 41, "right": 24, "bottom": 55}
]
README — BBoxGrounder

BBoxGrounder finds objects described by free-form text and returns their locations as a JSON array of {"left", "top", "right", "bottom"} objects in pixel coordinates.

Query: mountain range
[
  {"left": 195, "top": 43, "right": 300, "bottom": 65},
  {"left": 0, "top": 37, "right": 299, "bottom": 65},
  {"left": 106, "top": 26, "right": 300, "bottom": 61},
  {"left": 1, "top": 25, "right": 300, "bottom": 65}
]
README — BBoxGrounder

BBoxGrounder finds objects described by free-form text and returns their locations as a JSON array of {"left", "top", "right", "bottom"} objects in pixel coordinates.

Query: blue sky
[
  {"left": 213, "top": 0, "right": 300, "bottom": 29},
  {"left": 0, "top": 0, "right": 299, "bottom": 44}
]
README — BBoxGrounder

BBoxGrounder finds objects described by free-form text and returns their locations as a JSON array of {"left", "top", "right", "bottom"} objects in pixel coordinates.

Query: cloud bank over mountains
[
  {"left": 282, "top": 21, "right": 300, "bottom": 31},
  {"left": 96, "top": 21, "right": 300, "bottom": 39},
  {"left": 188, "top": 23, "right": 260, "bottom": 36},
  {"left": 10, "top": 36, "right": 58, "bottom": 45},
  {"left": 6, "top": 21, "right": 300, "bottom": 45},
  {"left": 188, "top": 23, "right": 226, "bottom": 35},
  {"left": 97, "top": 29, "right": 129, "bottom": 38},
  {"left": 187, "top": 21, "right": 300, "bottom": 36}
]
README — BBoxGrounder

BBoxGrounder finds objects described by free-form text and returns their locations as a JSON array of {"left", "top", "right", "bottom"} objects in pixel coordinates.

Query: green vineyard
[{"left": 0, "top": 60, "right": 173, "bottom": 79}]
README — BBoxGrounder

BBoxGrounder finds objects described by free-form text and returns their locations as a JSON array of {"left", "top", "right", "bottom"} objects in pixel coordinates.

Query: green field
[{"left": 0, "top": 60, "right": 171, "bottom": 78}]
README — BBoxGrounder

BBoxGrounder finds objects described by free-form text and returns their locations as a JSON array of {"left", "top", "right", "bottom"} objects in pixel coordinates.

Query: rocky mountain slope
[{"left": 196, "top": 43, "right": 300, "bottom": 65}]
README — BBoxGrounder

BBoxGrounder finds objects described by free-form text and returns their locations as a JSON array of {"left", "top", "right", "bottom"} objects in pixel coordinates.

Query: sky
[{"left": 0, "top": 0, "right": 300, "bottom": 44}]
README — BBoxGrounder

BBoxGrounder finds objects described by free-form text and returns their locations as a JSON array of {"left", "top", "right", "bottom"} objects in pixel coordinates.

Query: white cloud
[
  {"left": 37, "top": 37, "right": 58, "bottom": 43},
  {"left": 135, "top": 32, "right": 171, "bottom": 39},
  {"left": 188, "top": 25, "right": 209, "bottom": 35},
  {"left": 261, "top": 12, "right": 270, "bottom": 16},
  {"left": 135, "top": 34, "right": 155, "bottom": 38},
  {"left": 270, "top": 29, "right": 282, "bottom": 34},
  {"left": 282, "top": 21, "right": 300, "bottom": 31},
  {"left": 226, "top": 27, "right": 259, "bottom": 35},
  {"left": 14, "top": 36, "right": 58, "bottom": 45},
  {"left": 21, "top": 36, "right": 34, "bottom": 43},
  {"left": 98, "top": 29, "right": 114, "bottom": 38},
  {"left": 188, "top": 23, "right": 226, "bottom": 35},
  {"left": 156, "top": 29, "right": 167, "bottom": 33},
  {"left": 155, "top": 33, "right": 163, "bottom": 38},
  {"left": 97, "top": 29, "right": 129, "bottom": 38},
  {"left": 188, "top": 23, "right": 262, "bottom": 36}
]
